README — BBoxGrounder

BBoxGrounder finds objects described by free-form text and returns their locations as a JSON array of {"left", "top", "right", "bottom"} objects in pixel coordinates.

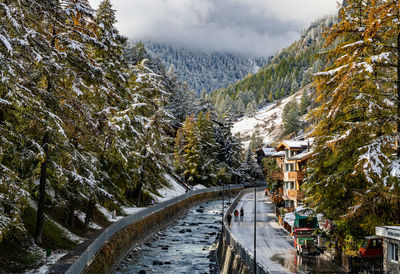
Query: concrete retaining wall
[
  {"left": 82, "top": 187, "right": 241, "bottom": 273},
  {"left": 217, "top": 236, "right": 251, "bottom": 274}
]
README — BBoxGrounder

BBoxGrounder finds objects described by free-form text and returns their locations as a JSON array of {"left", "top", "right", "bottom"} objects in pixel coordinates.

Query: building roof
[
  {"left": 275, "top": 138, "right": 313, "bottom": 151},
  {"left": 271, "top": 151, "right": 285, "bottom": 157},
  {"left": 376, "top": 226, "right": 400, "bottom": 240},
  {"left": 262, "top": 147, "right": 277, "bottom": 156},
  {"left": 288, "top": 150, "right": 313, "bottom": 161}
]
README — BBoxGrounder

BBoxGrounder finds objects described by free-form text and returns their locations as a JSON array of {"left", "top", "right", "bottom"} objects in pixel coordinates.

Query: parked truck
[{"left": 294, "top": 213, "right": 318, "bottom": 255}]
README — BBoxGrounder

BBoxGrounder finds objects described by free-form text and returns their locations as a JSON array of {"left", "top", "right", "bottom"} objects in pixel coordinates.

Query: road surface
[{"left": 229, "top": 190, "right": 345, "bottom": 273}]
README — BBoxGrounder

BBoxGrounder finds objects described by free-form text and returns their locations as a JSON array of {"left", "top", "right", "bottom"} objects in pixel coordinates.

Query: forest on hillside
[
  {"left": 209, "top": 16, "right": 337, "bottom": 119},
  {"left": 141, "top": 40, "right": 269, "bottom": 94},
  {"left": 0, "top": 0, "right": 249, "bottom": 271}
]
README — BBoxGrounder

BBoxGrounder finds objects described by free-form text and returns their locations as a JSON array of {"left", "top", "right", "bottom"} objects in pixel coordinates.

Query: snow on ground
[
  {"left": 121, "top": 206, "right": 145, "bottom": 215},
  {"left": 25, "top": 250, "right": 67, "bottom": 274},
  {"left": 192, "top": 184, "right": 206, "bottom": 190},
  {"left": 232, "top": 88, "right": 305, "bottom": 147},
  {"left": 97, "top": 205, "right": 124, "bottom": 222},
  {"left": 76, "top": 211, "right": 102, "bottom": 230},
  {"left": 51, "top": 218, "right": 85, "bottom": 244},
  {"left": 156, "top": 174, "right": 187, "bottom": 201},
  {"left": 283, "top": 212, "right": 296, "bottom": 227}
]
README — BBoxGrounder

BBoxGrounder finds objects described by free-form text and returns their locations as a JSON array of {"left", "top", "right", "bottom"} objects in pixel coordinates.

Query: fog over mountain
[{"left": 89, "top": 0, "right": 338, "bottom": 56}]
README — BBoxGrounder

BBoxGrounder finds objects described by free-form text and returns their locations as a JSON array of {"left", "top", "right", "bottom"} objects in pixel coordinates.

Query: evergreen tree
[
  {"left": 306, "top": 0, "right": 399, "bottom": 237},
  {"left": 282, "top": 101, "right": 300, "bottom": 136},
  {"left": 196, "top": 111, "right": 218, "bottom": 185},
  {"left": 249, "top": 126, "right": 264, "bottom": 153},
  {"left": 245, "top": 99, "right": 258, "bottom": 117},
  {"left": 299, "top": 90, "right": 310, "bottom": 115}
]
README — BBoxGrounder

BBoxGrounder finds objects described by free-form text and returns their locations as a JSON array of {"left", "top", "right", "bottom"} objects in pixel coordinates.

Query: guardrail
[
  {"left": 66, "top": 184, "right": 243, "bottom": 274},
  {"left": 222, "top": 187, "right": 269, "bottom": 274}
]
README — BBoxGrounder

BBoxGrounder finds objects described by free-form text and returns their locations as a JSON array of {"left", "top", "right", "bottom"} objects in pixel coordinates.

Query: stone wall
[
  {"left": 383, "top": 238, "right": 400, "bottom": 273},
  {"left": 217, "top": 236, "right": 251, "bottom": 274},
  {"left": 83, "top": 188, "right": 241, "bottom": 273}
]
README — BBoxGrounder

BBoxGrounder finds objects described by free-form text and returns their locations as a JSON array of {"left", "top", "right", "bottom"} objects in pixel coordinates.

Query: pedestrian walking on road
[
  {"left": 226, "top": 213, "right": 232, "bottom": 228},
  {"left": 240, "top": 207, "right": 244, "bottom": 221},
  {"left": 234, "top": 209, "right": 239, "bottom": 221}
]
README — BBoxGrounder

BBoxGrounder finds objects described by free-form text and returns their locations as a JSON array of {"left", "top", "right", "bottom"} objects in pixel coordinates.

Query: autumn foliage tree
[{"left": 306, "top": 0, "right": 400, "bottom": 238}]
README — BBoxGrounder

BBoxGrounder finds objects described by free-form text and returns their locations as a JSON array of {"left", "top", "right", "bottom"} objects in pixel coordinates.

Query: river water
[{"left": 114, "top": 200, "right": 223, "bottom": 274}]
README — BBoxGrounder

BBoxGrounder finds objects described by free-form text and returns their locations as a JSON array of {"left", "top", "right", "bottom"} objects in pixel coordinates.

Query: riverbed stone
[{"left": 152, "top": 260, "right": 163, "bottom": 265}]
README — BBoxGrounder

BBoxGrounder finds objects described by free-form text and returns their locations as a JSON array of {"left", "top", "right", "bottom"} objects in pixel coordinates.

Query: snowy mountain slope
[{"left": 232, "top": 87, "right": 307, "bottom": 147}]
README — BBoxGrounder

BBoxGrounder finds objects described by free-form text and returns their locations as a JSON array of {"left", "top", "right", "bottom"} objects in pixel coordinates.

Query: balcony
[
  {"left": 287, "top": 190, "right": 305, "bottom": 200},
  {"left": 287, "top": 171, "right": 305, "bottom": 181},
  {"left": 270, "top": 171, "right": 283, "bottom": 180}
]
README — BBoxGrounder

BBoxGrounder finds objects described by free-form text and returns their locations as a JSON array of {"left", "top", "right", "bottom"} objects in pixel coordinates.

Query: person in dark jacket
[
  {"left": 240, "top": 207, "right": 244, "bottom": 221},
  {"left": 226, "top": 213, "right": 232, "bottom": 228}
]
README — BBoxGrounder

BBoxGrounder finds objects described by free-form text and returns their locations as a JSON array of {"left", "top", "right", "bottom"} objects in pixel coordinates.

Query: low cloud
[{"left": 89, "top": 0, "right": 338, "bottom": 56}]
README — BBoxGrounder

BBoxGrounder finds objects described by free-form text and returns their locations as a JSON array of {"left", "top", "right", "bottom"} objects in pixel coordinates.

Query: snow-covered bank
[{"left": 156, "top": 174, "right": 187, "bottom": 201}]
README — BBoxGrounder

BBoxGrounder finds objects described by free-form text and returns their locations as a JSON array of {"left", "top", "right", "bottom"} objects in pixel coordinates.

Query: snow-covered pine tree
[
  {"left": 306, "top": 0, "right": 398, "bottom": 235},
  {"left": 0, "top": 0, "right": 33, "bottom": 236},
  {"left": 166, "top": 66, "right": 197, "bottom": 123},
  {"left": 181, "top": 114, "right": 201, "bottom": 184},
  {"left": 125, "top": 61, "right": 173, "bottom": 205},
  {"left": 196, "top": 111, "right": 218, "bottom": 185},
  {"left": 282, "top": 100, "right": 300, "bottom": 136},
  {"left": 215, "top": 116, "right": 242, "bottom": 181},
  {"left": 249, "top": 126, "right": 264, "bottom": 153}
]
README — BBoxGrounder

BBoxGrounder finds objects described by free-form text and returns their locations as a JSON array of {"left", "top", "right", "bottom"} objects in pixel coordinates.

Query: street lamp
[
  {"left": 254, "top": 181, "right": 257, "bottom": 273},
  {"left": 221, "top": 179, "right": 224, "bottom": 233}
]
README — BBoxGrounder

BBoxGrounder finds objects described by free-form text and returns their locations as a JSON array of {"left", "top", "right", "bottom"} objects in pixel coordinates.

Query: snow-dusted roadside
[{"left": 25, "top": 250, "right": 67, "bottom": 274}]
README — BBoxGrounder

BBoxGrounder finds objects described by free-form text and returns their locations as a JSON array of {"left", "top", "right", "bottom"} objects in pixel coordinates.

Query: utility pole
[
  {"left": 228, "top": 181, "right": 231, "bottom": 204},
  {"left": 254, "top": 182, "right": 257, "bottom": 273},
  {"left": 221, "top": 179, "right": 224, "bottom": 233}
]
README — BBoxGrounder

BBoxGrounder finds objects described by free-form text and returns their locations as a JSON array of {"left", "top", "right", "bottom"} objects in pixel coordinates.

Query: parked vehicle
[
  {"left": 358, "top": 236, "right": 383, "bottom": 257},
  {"left": 294, "top": 213, "right": 318, "bottom": 229},
  {"left": 294, "top": 213, "right": 318, "bottom": 255},
  {"left": 294, "top": 228, "right": 317, "bottom": 254}
]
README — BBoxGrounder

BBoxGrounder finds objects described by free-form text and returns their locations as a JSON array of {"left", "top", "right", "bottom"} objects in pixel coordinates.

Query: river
[{"left": 114, "top": 200, "right": 223, "bottom": 274}]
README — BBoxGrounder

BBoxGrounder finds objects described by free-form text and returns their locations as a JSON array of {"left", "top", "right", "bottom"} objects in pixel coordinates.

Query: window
[
  {"left": 285, "top": 163, "right": 294, "bottom": 172},
  {"left": 285, "top": 181, "right": 295, "bottom": 190},
  {"left": 285, "top": 150, "right": 289, "bottom": 158},
  {"left": 389, "top": 242, "right": 399, "bottom": 263}
]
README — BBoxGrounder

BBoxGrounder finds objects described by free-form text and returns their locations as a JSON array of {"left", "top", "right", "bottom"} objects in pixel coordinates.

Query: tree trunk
[
  {"left": 397, "top": 30, "right": 400, "bottom": 158},
  {"left": 84, "top": 196, "right": 94, "bottom": 233},
  {"left": 397, "top": 29, "right": 400, "bottom": 224},
  {"left": 35, "top": 133, "right": 49, "bottom": 245},
  {"left": 136, "top": 181, "right": 143, "bottom": 207}
]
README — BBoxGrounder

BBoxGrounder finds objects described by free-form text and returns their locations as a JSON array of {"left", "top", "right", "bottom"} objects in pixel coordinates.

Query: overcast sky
[{"left": 89, "top": 0, "right": 339, "bottom": 56}]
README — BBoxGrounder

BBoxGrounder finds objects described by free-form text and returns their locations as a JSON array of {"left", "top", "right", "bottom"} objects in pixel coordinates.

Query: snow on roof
[
  {"left": 382, "top": 226, "right": 400, "bottom": 231},
  {"left": 276, "top": 138, "right": 314, "bottom": 151},
  {"left": 272, "top": 151, "right": 285, "bottom": 157},
  {"left": 283, "top": 140, "right": 309, "bottom": 148},
  {"left": 262, "top": 147, "right": 277, "bottom": 156},
  {"left": 288, "top": 150, "right": 313, "bottom": 161}
]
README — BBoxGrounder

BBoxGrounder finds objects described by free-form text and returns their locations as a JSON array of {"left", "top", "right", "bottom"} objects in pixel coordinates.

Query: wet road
[
  {"left": 229, "top": 191, "right": 345, "bottom": 273},
  {"left": 114, "top": 200, "right": 223, "bottom": 274}
]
